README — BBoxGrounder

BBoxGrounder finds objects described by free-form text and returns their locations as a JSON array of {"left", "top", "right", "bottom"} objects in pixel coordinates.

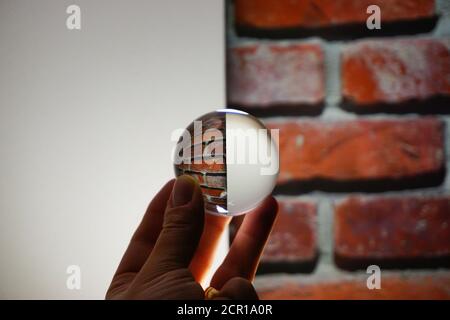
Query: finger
[
  {"left": 210, "top": 196, "right": 278, "bottom": 289},
  {"left": 213, "top": 277, "right": 258, "bottom": 300},
  {"left": 189, "top": 214, "right": 231, "bottom": 284},
  {"left": 136, "top": 175, "right": 205, "bottom": 282},
  {"left": 114, "top": 179, "right": 175, "bottom": 276}
]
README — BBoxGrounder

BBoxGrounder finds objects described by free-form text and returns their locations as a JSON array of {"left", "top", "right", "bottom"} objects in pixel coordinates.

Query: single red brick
[
  {"left": 342, "top": 38, "right": 450, "bottom": 106},
  {"left": 262, "top": 198, "right": 317, "bottom": 263},
  {"left": 227, "top": 43, "right": 324, "bottom": 107},
  {"left": 235, "top": 0, "right": 435, "bottom": 29},
  {"left": 257, "top": 273, "right": 450, "bottom": 299},
  {"left": 265, "top": 118, "right": 444, "bottom": 183},
  {"left": 334, "top": 196, "right": 450, "bottom": 260}
]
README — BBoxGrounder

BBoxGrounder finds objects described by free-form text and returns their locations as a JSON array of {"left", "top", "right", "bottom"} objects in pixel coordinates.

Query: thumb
[{"left": 137, "top": 175, "right": 205, "bottom": 281}]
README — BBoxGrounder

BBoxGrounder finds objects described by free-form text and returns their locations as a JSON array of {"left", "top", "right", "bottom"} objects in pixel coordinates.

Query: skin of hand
[{"left": 106, "top": 175, "right": 278, "bottom": 300}]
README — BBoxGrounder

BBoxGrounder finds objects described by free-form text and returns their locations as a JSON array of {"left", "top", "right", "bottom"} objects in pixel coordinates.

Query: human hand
[{"left": 106, "top": 175, "right": 278, "bottom": 300}]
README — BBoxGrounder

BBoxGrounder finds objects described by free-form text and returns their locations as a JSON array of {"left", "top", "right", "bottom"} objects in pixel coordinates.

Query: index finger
[
  {"left": 210, "top": 196, "right": 278, "bottom": 289},
  {"left": 189, "top": 214, "right": 231, "bottom": 285}
]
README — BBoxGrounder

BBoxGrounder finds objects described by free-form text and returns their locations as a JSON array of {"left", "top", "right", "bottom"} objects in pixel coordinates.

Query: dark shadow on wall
[
  {"left": 227, "top": 103, "right": 325, "bottom": 118},
  {"left": 235, "top": 17, "right": 438, "bottom": 41},
  {"left": 273, "top": 168, "right": 447, "bottom": 195},
  {"left": 335, "top": 254, "right": 450, "bottom": 271},
  {"left": 228, "top": 97, "right": 450, "bottom": 118},
  {"left": 257, "top": 254, "right": 319, "bottom": 275},
  {"left": 341, "top": 95, "right": 450, "bottom": 115}
]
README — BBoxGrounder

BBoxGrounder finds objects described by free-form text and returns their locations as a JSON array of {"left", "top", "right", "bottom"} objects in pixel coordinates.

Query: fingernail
[
  {"left": 172, "top": 175, "right": 197, "bottom": 207},
  {"left": 204, "top": 286, "right": 219, "bottom": 300}
]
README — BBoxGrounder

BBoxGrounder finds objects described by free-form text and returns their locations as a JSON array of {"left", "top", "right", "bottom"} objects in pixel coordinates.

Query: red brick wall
[{"left": 226, "top": 0, "right": 450, "bottom": 299}]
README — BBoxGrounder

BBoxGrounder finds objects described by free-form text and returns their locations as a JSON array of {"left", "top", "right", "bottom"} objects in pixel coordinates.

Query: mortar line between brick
[{"left": 317, "top": 199, "right": 334, "bottom": 266}]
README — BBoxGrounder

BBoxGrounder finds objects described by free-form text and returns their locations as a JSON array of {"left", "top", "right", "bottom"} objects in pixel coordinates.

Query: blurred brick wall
[{"left": 226, "top": 0, "right": 450, "bottom": 299}]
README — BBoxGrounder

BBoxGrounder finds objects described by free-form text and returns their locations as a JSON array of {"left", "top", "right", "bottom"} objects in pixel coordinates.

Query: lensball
[{"left": 173, "top": 109, "right": 279, "bottom": 216}]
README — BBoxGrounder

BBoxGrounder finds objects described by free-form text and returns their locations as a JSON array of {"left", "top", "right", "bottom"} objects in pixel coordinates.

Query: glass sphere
[{"left": 173, "top": 109, "right": 279, "bottom": 216}]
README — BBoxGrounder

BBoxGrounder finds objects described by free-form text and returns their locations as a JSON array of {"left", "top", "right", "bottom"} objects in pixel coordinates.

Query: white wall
[{"left": 0, "top": 0, "right": 225, "bottom": 299}]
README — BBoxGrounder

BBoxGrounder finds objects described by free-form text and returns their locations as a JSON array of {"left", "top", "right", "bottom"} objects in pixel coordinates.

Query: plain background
[{"left": 0, "top": 0, "right": 225, "bottom": 299}]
